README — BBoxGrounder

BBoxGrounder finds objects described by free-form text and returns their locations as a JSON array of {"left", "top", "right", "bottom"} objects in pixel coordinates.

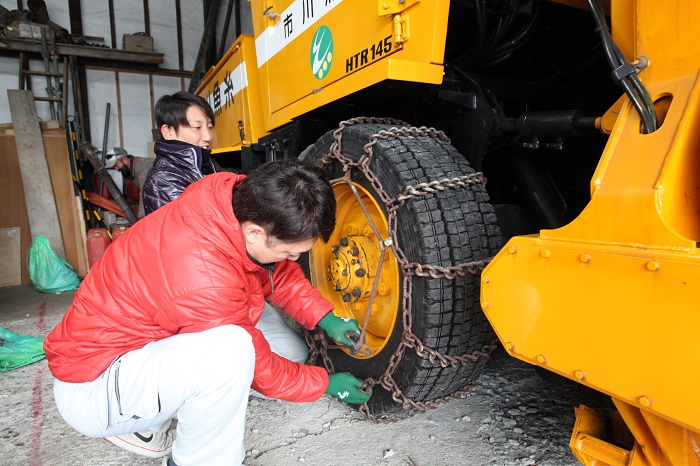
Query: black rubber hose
[
  {"left": 481, "top": 3, "right": 541, "bottom": 68},
  {"left": 585, "top": 0, "right": 657, "bottom": 133},
  {"left": 611, "top": 41, "right": 658, "bottom": 130}
]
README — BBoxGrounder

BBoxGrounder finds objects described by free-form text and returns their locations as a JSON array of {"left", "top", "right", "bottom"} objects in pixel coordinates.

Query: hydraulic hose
[{"left": 585, "top": 0, "right": 658, "bottom": 133}]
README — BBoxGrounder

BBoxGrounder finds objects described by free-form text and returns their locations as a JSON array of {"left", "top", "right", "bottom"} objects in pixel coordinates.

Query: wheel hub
[
  {"left": 328, "top": 235, "right": 379, "bottom": 304},
  {"left": 310, "top": 181, "right": 400, "bottom": 358}
]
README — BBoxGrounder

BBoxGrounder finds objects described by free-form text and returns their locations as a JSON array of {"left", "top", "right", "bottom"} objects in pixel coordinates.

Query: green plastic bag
[
  {"left": 27, "top": 234, "right": 80, "bottom": 294},
  {"left": 0, "top": 326, "right": 45, "bottom": 372}
]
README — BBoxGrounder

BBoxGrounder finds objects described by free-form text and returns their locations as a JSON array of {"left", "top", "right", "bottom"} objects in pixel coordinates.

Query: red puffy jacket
[{"left": 44, "top": 173, "right": 332, "bottom": 402}]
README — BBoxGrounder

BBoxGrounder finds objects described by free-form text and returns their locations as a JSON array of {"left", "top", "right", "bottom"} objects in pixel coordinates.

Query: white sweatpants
[{"left": 52, "top": 303, "right": 308, "bottom": 465}]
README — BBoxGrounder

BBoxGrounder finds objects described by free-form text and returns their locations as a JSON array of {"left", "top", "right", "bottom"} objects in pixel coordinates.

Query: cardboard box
[
  {"left": 122, "top": 33, "right": 154, "bottom": 52},
  {"left": 4, "top": 20, "right": 50, "bottom": 40}
]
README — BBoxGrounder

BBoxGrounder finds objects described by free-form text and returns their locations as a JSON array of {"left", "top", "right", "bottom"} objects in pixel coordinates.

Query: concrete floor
[
  {"left": 0, "top": 285, "right": 160, "bottom": 466},
  {"left": 1, "top": 285, "right": 606, "bottom": 466}
]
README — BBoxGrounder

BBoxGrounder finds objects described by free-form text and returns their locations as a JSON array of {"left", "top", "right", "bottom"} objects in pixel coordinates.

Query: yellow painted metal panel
[
  {"left": 482, "top": 237, "right": 700, "bottom": 434},
  {"left": 570, "top": 405, "right": 633, "bottom": 466},
  {"left": 264, "top": 58, "right": 444, "bottom": 130},
  {"left": 197, "top": 35, "right": 266, "bottom": 148},
  {"left": 554, "top": 75, "right": 700, "bottom": 250},
  {"left": 614, "top": 398, "right": 670, "bottom": 466},
  {"left": 250, "top": 0, "right": 449, "bottom": 132},
  {"left": 612, "top": 1, "right": 700, "bottom": 86}
]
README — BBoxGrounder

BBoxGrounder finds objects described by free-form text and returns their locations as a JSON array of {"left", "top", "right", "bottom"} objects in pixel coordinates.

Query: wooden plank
[
  {"left": 0, "top": 133, "right": 31, "bottom": 284},
  {"left": 8, "top": 90, "right": 66, "bottom": 259},
  {"left": 43, "top": 127, "right": 81, "bottom": 274},
  {"left": 0, "top": 228, "right": 22, "bottom": 287},
  {"left": 74, "top": 195, "right": 89, "bottom": 277}
]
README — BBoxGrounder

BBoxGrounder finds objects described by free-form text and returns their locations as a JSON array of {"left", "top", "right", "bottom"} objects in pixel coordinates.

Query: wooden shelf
[{"left": 0, "top": 36, "right": 164, "bottom": 64}]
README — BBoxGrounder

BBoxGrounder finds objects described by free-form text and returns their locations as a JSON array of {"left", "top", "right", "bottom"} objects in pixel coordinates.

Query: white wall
[{"left": 0, "top": 0, "right": 237, "bottom": 155}]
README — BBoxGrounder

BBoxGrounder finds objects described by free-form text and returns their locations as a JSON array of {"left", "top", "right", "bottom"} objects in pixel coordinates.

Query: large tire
[{"left": 303, "top": 122, "right": 501, "bottom": 415}]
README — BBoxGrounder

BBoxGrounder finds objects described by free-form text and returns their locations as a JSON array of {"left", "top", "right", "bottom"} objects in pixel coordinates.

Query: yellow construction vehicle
[{"left": 198, "top": 0, "right": 700, "bottom": 463}]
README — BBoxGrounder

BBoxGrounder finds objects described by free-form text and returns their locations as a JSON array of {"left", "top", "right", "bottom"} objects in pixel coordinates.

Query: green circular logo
[{"left": 310, "top": 26, "right": 333, "bottom": 80}]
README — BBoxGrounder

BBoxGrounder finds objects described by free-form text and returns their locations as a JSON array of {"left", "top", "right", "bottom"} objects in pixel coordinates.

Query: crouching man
[{"left": 44, "top": 160, "right": 370, "bottom": 465}]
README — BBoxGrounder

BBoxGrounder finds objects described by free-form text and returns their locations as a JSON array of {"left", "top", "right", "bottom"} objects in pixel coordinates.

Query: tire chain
[{"left": 308, "top": 117, "right": 498, "bottom": 422}]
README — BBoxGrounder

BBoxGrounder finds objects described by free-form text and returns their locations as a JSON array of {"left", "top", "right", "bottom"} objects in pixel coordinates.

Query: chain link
[{"left": 307, "top": 117, "right": 497, "bottom": 422}]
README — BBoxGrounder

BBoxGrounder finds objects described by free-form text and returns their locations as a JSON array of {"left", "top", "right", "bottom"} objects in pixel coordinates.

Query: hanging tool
[{"left": 82, "top": 143, "right": 138, "bottom": 225}]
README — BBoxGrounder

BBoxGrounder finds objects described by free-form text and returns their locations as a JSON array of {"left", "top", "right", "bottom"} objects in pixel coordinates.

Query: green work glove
[
  {"left": 325, "top": 372, "right": 372, "bottom": 404},
  {"left": 317, "top": 312, "right": 361, "bottom": 347}
]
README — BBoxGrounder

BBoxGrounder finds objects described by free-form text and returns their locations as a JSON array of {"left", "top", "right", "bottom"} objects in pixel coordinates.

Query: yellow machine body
[
  {"left": 199, "top": 0, "right": 700, "bottom": 463},
  {"left": 199, "top": 35, "right": 265, "bottom": 152},
  {"left": 199, "top": 0, "right": 449, "bottom": 145},
  {"left": 482, "top": 1, "right": 700, "bottom": 464}
]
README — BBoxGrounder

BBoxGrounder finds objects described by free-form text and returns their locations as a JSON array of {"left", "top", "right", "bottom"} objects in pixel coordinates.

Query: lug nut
[
  {"left": 351, "top": 287, "right": 362, "bottom": 297},
  {"left": 355, "top": 268, "right": 366, "bottom": 277},
  {"left": 334, "top": 284, "right": 341, "bottom": 291},
  {"left": 350, "top": 247, "right": 360, "bottom": 256},
  {"left": 342, "top": 294, "right": 351, "bottom": 302},
  {"left": 340, "top": 237, "right": 349, "bottom": 246}
]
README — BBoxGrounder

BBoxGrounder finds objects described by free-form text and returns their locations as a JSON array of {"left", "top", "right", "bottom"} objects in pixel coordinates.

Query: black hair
[
  {"left": 154, "top": 91, "right": 215, "bottom": 132},
  {"left": 233, "top": 159, "right": 336, "bottom": 243}
]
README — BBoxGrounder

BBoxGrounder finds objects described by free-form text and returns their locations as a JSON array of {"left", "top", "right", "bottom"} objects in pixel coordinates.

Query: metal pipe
[{"left": 99, "top": 103, "right": 111, "bottom": 196}]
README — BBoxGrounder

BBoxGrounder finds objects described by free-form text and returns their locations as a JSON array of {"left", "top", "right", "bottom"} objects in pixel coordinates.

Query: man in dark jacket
[
  {"left": 45, "top": 161, "right": 370, "bottom": 466},
  {"left": 142, "top": 91, "right": 218, "bottom": 215}
]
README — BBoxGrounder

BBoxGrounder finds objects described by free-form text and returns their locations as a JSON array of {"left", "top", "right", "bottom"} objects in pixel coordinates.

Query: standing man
[
  {"left": 104, "top": 147, "right": 155, "bottom": 218},
  {"left": 44, "top": 160, "right": 370, "bottom": 466},
  {"left": 142, "top": 91, "right": 218, "bottom": 215}
]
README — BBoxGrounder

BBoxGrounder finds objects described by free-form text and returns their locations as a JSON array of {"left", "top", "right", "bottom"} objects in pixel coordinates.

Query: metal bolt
[
  {"left": 334, "top": 284, "right": 341, "bottom": 291},
  {"left": 342, "top": 270, "right": 348, "bottom": 276},
  {"left": 355, "top": 268, "right": 366, "bottom": 277},
  {"left": 362, "top": 224, "right": 374, "bottom": 237},
  {"left": 536, "top": 355, "right": 546, "bottom": 364},
  {"left": 331, "top": 245, "right": 339, "bottom": 255},
  {"left": 580, "top": 254, "right": 591, "bottom": 263},
  {"left": 639, "top": 396, "right": 652, "bottom": 407},
  {"left": 346, "top": 223, "right": 358, "bottom": 235},
  {"left": 574, "top": 370, "right": 586, "bottom": 380},
  {"left": 342, "top": 294, "right": 351, "bottom": 302},
  {"left": 647, "top": 261, "right": 660, "bottom": 272},
  {"left": 482, "top": 301, "right": 489, "bottom": 309},
  {"left": 351, "top": 287, "right": 362, "bottom": 297},
  {"left": 483, "top": 276, "right": 490, "bottom": 284},
  {"left": 350, "top": 247, "right": 360, "bottom": 256},
  {"left": 370, "top": 304, "right": 379, "bottom": 316},
  {"left": 508, "top": 246, "right": 517, "bottom": 255},
  {"left": 506, "top": 342, "right": 514, "bottom": 350},
  {"left": 377, "top": 282, "right": 391, "bottom": 296},
  {"left": 340, "top": 237, "right": 349, "bottom": 246},
  {"left": 541, "top": 250, "right": 551, "bottom": 258}
]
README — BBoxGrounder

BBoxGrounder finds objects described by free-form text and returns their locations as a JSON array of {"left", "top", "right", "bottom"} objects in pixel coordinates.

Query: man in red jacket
[{"left": 44, "top": 160, "right": 370, "bottom": 466}]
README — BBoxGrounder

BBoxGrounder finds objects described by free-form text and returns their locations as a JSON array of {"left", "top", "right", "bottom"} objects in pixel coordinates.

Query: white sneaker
[{"left": 105, "top": 428, "right": 174, "bottom": 458}]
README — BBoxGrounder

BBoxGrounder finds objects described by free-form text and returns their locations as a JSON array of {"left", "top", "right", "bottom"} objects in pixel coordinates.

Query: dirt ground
[{"left": 0, "top": 285, "right": 611, "bottom": 465}]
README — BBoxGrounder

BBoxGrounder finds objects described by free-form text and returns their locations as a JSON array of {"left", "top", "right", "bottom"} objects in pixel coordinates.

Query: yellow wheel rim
[{"left": 310, "top": 181, "right": 400, "bottom": 358}]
